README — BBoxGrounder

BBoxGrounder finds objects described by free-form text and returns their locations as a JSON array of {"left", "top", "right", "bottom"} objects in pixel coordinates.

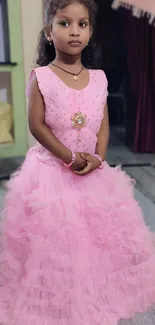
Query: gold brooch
[{"left": 71, "top": 111, "right": 87, "bottom": 130}]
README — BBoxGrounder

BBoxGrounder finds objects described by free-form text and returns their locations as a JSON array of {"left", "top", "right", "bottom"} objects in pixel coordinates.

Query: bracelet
[
  {"left": 93, "top": 154, "right": 103, "bottom": 169},
  {"left": 63, "top": 151, "right": 76, "bottom": 167}
]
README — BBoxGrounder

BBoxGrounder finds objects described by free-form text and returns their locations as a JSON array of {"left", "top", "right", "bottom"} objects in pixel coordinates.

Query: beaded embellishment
[
  {"left": 71, "top": 111, "right": 87, "bottom": 130},
  {"left": 71, "top": 112, "right": 87, "bottom": 142}
]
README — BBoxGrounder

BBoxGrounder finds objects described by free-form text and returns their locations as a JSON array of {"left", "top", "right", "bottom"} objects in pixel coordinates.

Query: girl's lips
[{"left": 68, "top": 41, "right": 82, "bottom": 46}]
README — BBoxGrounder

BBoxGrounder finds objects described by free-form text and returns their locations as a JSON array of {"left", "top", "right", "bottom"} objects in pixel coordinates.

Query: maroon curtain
[{"left": 123, "top": 11, "right": 155, "bottom": 152}]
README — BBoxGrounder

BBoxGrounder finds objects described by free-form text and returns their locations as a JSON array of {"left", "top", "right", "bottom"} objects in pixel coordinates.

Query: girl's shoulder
[
  {"left": 32, "top": 66, "right": 49, "bottom": 79},
  {"left": 26, "top": 66, "right": 52, "bottom": 97},
  {"left": 90, "top": 69, "right": 108, "bottom": 84},
  {"left": 89, "top": 69, "right": 108, "bottom": 94}
]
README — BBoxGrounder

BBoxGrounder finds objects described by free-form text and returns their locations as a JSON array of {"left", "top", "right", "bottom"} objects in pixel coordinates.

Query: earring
[{"left": 47, "top": 37, "right": 52, "bottom": 46}]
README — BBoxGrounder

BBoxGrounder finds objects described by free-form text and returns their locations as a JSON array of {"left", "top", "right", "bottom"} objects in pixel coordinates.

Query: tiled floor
[{"left": 107, "top": 127, "right": 155, "bottom": 166}]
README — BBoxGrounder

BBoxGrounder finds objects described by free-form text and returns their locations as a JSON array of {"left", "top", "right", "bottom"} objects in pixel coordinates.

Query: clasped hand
[{"left": 71, "top": 152, "right": 101, "bottom": 175}]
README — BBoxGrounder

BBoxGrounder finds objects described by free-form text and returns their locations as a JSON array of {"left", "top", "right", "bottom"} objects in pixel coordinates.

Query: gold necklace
[{"left": 51, "top": 63, "right": 84, "bottom": 81}]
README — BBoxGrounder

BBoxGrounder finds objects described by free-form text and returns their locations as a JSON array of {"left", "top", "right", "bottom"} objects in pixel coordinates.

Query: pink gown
[{"left": 0, "top": 67, "right": 155, "bottom": 325}]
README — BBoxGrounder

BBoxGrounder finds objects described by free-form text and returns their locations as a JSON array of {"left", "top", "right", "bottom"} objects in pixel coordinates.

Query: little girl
[{"left": 0, "top": 1, "right": 155, "bottom": 325}]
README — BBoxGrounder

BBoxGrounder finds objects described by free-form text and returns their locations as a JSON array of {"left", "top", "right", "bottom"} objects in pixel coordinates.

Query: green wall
[{"left": 0, "top": 0, "right": 28, "bottom": 157}]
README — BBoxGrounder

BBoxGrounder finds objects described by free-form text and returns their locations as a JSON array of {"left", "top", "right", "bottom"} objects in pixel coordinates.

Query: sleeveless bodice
[{"left": 28, "top": 67, "right": 108, "bottom": 164}]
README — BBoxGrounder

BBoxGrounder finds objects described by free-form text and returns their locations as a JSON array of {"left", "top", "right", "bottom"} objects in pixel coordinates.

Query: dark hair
[{"left": 36, "top": 0, "right": 101, "bottom": 69}]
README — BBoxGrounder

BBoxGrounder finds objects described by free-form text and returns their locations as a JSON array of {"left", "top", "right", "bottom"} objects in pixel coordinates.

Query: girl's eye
[
  {"left": 59, "top": 21, "right": 69, "bottom": 27},
  {"left": 79, "top": 22, "right": 88, "bottom": 28}
]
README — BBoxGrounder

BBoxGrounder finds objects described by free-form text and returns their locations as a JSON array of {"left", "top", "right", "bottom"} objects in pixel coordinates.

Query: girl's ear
[{"left": 44, "top": 25, "right": 52, "bottom": 43}]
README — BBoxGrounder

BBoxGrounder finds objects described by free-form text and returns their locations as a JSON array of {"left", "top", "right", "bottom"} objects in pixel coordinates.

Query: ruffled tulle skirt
[{"left": 0, "top": 151, "right": 155, "bottom": 325}]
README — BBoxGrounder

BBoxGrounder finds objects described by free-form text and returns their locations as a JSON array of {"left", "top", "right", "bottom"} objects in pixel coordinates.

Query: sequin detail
[{"left": 71, "top": 111, "right": 87, "bottom": 130}]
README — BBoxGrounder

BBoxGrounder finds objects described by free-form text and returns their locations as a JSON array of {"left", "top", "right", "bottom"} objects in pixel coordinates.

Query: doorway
[
  {"left": 94, "top": 1, "right": 155, "bottom": 167},
  {"left": 95, "top": 0, "right": 128, "bottom": 149}
]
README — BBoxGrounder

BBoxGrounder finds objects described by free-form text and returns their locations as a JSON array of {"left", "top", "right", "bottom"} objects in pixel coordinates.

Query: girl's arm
[
  {"left": 74, "top": 103, "right": 109, "bottom": 175},
  {"left": 95, "top": 103, "right": 110, "bottom": 160},
  {"left": 28, "top": 76, "right": 86, "bottom": 169}
]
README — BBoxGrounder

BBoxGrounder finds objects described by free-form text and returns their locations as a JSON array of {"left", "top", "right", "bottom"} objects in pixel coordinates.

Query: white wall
[{"left": 20, "top": 0, "right": 43, "bottom": 147}]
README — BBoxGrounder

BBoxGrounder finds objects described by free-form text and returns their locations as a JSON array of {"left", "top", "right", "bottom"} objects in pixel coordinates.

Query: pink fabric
[
  {"left": 112, "top": 0, "right": 155, "bottom": 23},
  {"left": 0, "top": 66, "right": 155, "bottom": 325}
]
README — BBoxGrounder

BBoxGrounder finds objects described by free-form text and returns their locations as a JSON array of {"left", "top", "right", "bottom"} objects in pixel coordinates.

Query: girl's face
[{"left": 48, "top": 2, "right": 92, "bottom": 56}]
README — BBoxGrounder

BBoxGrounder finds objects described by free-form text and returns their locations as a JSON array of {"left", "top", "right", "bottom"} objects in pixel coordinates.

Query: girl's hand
[
  {"left": 73, "top": 153, "right": 101, "bottom": 175},
  {"left": 71, "top": 152, "right": 87, "bottom": 171}
]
